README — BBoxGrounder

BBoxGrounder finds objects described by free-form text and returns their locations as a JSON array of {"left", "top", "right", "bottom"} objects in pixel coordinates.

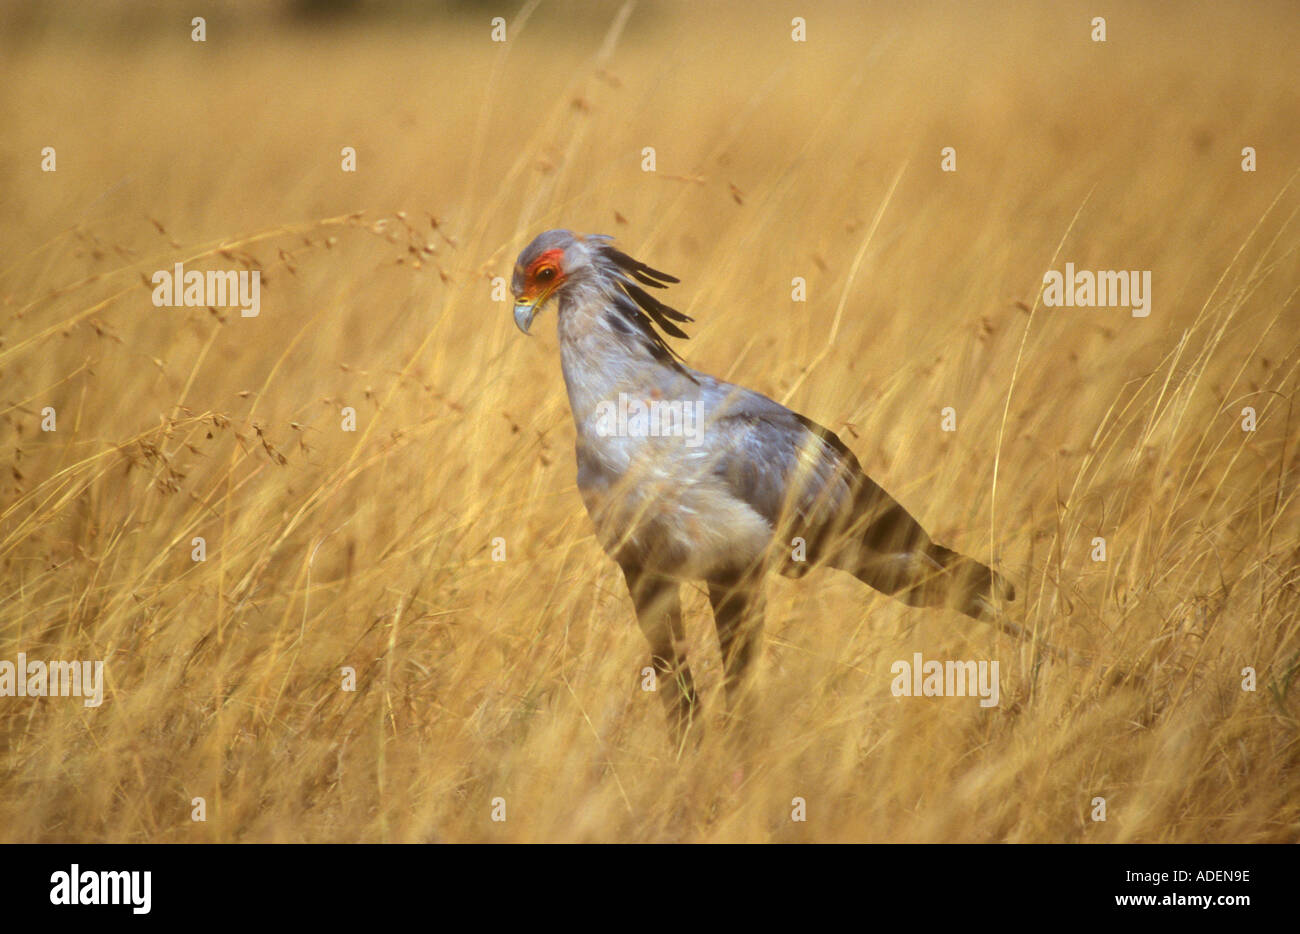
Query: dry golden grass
[{"left": 1, "top": 0, "right": 1298, "bottom": 842}]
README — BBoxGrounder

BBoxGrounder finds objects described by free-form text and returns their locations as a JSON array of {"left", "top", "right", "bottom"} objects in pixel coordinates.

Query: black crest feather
[
  {"left": 602, "top": 247, "right": 681, "bottom": 288},
  {"left": 600, "top": 244, "right": 696, "bottom": 381},
  {"left": 623, "top": 282, "right": 691, "bottom": 337}
]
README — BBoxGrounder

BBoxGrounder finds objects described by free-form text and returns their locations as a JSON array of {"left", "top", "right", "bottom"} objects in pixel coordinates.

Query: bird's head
[
  {"left": 510, "top": 229, "right": 694, "bottom": 376},
  {"left": 510, "top": 229, "right": 596, "bottom": 334},
  {"left": 510, "top": 229, "right": 687, "bottom": 333}
]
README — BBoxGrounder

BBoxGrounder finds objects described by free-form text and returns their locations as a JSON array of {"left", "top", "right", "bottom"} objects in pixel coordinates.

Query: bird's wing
[
  {"left": 696, "top": 376, "right": 863, "bottom": 536},
  {"left": 695, "top": 377, "right": 1013, "bottom": 616},
  {"left": 697, "top": 376, "right": 956, "bottom": 585}
]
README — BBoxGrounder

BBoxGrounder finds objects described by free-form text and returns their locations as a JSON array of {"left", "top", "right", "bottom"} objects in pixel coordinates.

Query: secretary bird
[{"left": 512, "top": 229, "right": 1017, "bottom": 741}]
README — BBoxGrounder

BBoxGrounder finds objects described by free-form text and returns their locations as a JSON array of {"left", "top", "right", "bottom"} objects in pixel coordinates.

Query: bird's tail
[
  {"left": 827, "top": 492, "right": 1105, "bottom": 666},
  {"left": 821, "top": 483, "right": 1013, "bottom": 623},
  {"left": 806, "top": 476, "right": 1134, "bottom": 676},
  {"left": 845, "top": 535, "right": 1014, "bottom": 623},
  {"left": 929, "top": 543, "right": 1016, "bottom": 620}
]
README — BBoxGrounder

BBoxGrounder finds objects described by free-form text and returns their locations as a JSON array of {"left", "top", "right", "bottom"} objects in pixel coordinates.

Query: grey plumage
[{"left": 511, "top": 230, "right": 1014, "bottom": 741}]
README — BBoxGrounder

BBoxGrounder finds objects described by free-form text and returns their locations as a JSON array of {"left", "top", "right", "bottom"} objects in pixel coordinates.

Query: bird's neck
[{"left": 555, "top": 284, "right": 687, "bottom": 430}]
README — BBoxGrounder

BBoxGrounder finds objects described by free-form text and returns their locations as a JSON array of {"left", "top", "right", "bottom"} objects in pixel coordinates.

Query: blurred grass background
[{"left": 0, "top": 0, "right": 1297, "bottom": 841}]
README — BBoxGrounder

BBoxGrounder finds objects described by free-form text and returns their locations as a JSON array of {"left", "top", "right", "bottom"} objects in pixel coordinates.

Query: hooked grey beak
[{"left": 513, "top": 301, "right": 536, "bottom": 335}]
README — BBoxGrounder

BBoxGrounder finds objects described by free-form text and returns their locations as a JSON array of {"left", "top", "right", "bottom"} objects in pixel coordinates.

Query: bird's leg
[
  {"left": 619, "top": 563, "right": 697, "bottom": 745},
  {"left": 707, "top": 569, "right": 766, "bottom": 722}
]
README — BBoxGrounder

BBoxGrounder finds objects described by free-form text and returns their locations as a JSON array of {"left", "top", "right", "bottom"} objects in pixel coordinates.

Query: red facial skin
[{"left": 520, "top": 248, "right": 567, "bottom": 301}]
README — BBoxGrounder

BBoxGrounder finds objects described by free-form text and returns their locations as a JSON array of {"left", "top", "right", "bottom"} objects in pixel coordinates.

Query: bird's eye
[{"left": 535, "top": 266, "right": 556, "bottom": 282}]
